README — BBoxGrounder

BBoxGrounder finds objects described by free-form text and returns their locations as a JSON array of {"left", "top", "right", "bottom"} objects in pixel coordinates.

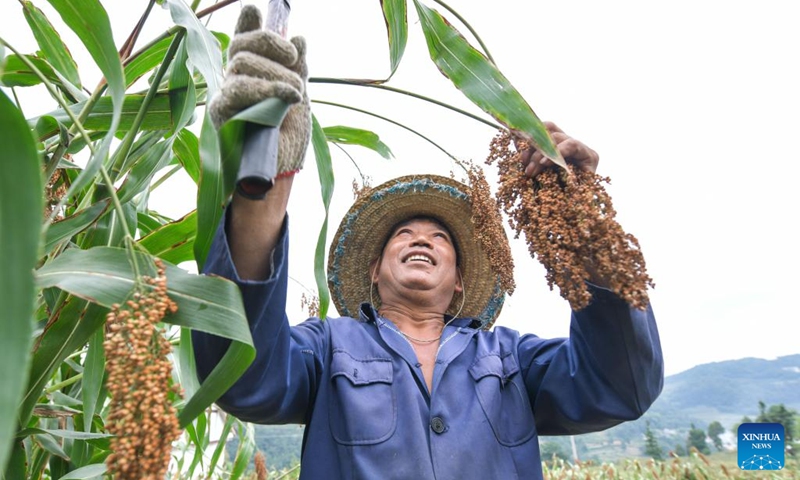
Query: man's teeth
[{"left": 406, "top": 255, "right": 431, "bottom": 263}]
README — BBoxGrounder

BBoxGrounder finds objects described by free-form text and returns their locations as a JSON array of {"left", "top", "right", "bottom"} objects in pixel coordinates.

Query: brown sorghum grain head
[
  {"left": 103, "top": 259, "right": 182, "bottom": 479},
  {"left": 487, "top": 130, "right": 653, "bottom": 310}
]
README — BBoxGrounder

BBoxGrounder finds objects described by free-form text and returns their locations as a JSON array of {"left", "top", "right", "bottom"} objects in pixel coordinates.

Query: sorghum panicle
[
  {"left": 103, "top": 260, "right": 182, "bottom": 479},
  {"left": 487, "top": 130, "right": 653, "bottom": 310}
]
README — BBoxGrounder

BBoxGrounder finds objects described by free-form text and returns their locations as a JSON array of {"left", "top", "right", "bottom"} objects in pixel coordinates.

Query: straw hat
[{"left": 327, "top": 174, "right": 508, "bottom": 328}]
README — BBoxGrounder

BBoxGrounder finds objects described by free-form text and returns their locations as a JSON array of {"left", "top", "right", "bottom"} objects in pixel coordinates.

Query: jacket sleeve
[
  {"left": 191, "top": 211, "right": 328, "bottom": 424},
  {"left": 519, "top": 285, "right": 664, "bottom": 435}
]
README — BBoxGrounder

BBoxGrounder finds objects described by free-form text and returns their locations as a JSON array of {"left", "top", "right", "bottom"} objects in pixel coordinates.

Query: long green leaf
[
  {"left": 43, "top": 199, "right": 111, "bottom": 255},
  {"left": 311, "top": 115, "right": 334, "bottom": 319},
  {"left": 124, "top": 36, "right": 171, "bottom": 88},
  {"left": 381, "top": 0, "right": 408, "bottom": 77},
  {"left": 0, "top": 90, "right": 41, "bottom": 475},
  {"left": 195, "top": 98, "right": 289, "bottom": 270},
  {"left": 56, "top": 463, "right": 106, "bottom": 480},
  {"left": 22, "top": 1, "right": 81, "bottom": 88},
  {"left": 138, "top": 210, "right": 197, "bottom": 265},
  {"left": 46, "top": 0, "right": 125, "bottom": 198},
  {"left": 117, "top": 139, "right": 175, "bottom": 204},
  {"left": 81, "top": 328, "right": 105, "bottom": 432},
  {"left": 174, "top": 128, "right": 200, "bottom": 184},
  {"left": 413, "top": 1, "right": 564, "bottom": 167},
  {"left": 17, "top": 429, "right": 112, "bottom": 441},
  {"left": 33, "top": 94, "right": 173, "bottom": 137},
  {"left": 324, "top": 125, "right": 393, "bottom": 159},
  {"left": 169, "top": 40, "right": 198, "bottom": 134},
  {"left": 0, "top": 54, "right": 59, "bottom": 87},
  {"left": 230, "top": 422, "right": 256, "bottom": 480},
  {"left": 34, "top": 247, "right": 256, "bottom": 427},
  {"left": 166, "top": 0, "right": 222, "bottom": 96}
]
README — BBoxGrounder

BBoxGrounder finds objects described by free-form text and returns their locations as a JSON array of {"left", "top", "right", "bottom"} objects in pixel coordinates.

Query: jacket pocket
[
  {"left": 469, "top": 353, "right": 536, "bottom": 446},
  {"left": 329, "top": 350, "right": 396, "bottom": 445}
]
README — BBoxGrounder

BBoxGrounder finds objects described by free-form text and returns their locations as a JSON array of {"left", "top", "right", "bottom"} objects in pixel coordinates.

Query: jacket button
[{"left": 430, "top": 417, "right": 446, "bottom": 434}]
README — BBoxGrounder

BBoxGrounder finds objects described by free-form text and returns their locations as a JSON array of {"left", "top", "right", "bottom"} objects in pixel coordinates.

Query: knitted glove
[{"left": 208, "top": 5, "right": 311, "bottom": 175}]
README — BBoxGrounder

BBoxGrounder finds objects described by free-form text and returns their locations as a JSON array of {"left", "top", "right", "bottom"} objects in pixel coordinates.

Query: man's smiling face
[{"left": 372, "top": 217, "right": 462, "bottom": 307}]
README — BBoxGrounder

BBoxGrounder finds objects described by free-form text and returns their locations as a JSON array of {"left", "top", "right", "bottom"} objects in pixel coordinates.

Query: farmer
[{"left": 193, "top": 6, "right": 663, "bottom": 480}]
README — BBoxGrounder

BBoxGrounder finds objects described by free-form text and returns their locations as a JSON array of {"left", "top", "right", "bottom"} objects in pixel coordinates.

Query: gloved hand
[{"left": 208, "top": 5, "right": 311, "bottom": 175}]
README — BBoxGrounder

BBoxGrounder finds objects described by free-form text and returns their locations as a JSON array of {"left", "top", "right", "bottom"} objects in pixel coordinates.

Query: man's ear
[
  {"left": 454, "top": 267, "right": 464, "bottom": 294},
  {"left": 369, "top": 258, "right": 381, "bottom": 283}
]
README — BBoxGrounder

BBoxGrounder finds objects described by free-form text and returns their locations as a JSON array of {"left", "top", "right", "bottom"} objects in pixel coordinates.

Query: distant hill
[
  {"left": 550, "top": 354, "right": 800, "bottom": 460},
  {"left": 246, "top": 354, "right": 800, "bottom": 466}
]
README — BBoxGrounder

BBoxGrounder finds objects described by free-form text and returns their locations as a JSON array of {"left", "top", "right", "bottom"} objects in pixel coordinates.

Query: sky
[{"left": 2, "top": 1, "right": 799, "bottom": 376}]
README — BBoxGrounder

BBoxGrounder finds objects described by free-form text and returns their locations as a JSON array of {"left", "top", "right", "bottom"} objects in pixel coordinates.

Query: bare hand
[{"left": 518, "top": 122, "right": 599, "bottom": 177}]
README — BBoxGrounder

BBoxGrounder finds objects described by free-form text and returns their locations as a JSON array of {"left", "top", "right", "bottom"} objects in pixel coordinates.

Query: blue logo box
[{"left": 738, "top": 423, "right": 784, "bottom": 470}]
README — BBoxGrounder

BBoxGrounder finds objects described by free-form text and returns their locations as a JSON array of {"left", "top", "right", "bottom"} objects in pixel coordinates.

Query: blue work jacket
[{"left": 192, "top": 216, "right": 664, "bottom": 480}]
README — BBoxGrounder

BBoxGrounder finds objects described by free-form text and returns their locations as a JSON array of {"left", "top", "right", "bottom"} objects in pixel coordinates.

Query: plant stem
[
  {"left": 309, "top": 77, "right": 502, "bottom": 130},
  {"left": 119, "top": 0, "right": 158, "bottom": 61},
  {"left": 312, "top": 99, "right": 463, "bottom": 167},
  {"left": 149, "top": 164, "right": 182, "bottom": 192},
  {"left": 111, "top": 31, "right": 184, "bottom": 179},
  {"left": 46, "top": 373, "right": 83, "bottom": 394},
  {"left": 431, "top": 0, "right": 496, "bottom": 65},
  {"left": 331, "top": 142, "right": 367, "bottom": 185}
]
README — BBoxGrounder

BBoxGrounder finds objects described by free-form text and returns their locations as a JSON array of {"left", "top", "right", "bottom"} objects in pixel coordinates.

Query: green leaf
[
  {"left": 33, "top": 94, "right": 174, "bottom": 136},
  {"left": 56, "top": 463, "right": 106, "bottom": 479},
  {"left": 174, "top": 128, "right": 200, "bottom": 184},
  {"left": 34, "top": 434, "right": 69, "bottom": 461},
  {"left": 138, "top": 210, "right": 197, "bottom": 265},
  {"left": 46, "top": 0, "right": 125, "bottom": 198},
  {"left": 0, "top": 54, "right": 59, "bottom": 87},
  {"left": 18, "top": 429, "right": 112, "bottom": 441},
  {"left": 413, "top": 1, "right": 564, "bottom": 167},
  {"left": 34, "top": 247, "right": 256, "bottom": 427},
  {"left": 208, "top": 414, "right": 235, "bottom": 475},
  {"left": 381, "top": 0, "right": 408, "bottom": 77},
  {"left": 323, "top": 125, "right": 393, "bottom": 159},
  {"left": 22, "top": 1, "right": 81, "bottom": 88},
  {"left": 195, "top": 98, "right": 289, "bottom": 270},
  {"left": 35, "top": 248, "right": 251, "bottom": 342},
  {"left": 0, "top": 90, "right": 42, "bottom": 476},
  {"left": 178, "top": 327, "right": 200, "bottom": 399},
  {"left": 311, "top": 115, "right": 334, "bottom": 319},
  {"left": 230, "top": 423, "right": 256, "bottom": 480},
  {"left": 117, "top": 139, "right": 175, "bottom": 204},
  {"left": 166, "top": 0, "right": 223, "bottom": 97},
  {"left": 124, "top": 36, "right": 171, "bottom": 88},
  {"left": 137, "top": 212, "right": 165, "bottom": 236},
  {"left": 43, "top": 199, "right": 111, "bottom": 255},
  {"left": 168, "top": 40, "right": 197, "bottom": 133},
  {"left": 81, "top": 328, "right": 105, "bottom": 432}
]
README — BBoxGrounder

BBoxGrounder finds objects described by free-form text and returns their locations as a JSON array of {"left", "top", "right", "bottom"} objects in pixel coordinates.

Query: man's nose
[{"left": 410, "top": 233, "right": 433, "bottom": 248}]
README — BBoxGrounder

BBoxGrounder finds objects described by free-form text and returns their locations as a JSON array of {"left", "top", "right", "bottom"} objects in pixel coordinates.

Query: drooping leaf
[
  {"left": 168, "top": 40, "right": 197, "bottom": 133},
  {"left": 324, "top": 125, "right": 393, "bottom": 159},
  {"left": 123, "top": 36, "right": 172, "bottom": 88},
  {"left": 81, "top": 328, "right": 105, "bottom": 432},
  {"left": 0, "top": 90, "right": 42, "bottom": 476},
  {"left": 381, "top": 0, "right": 408, "bottom": 77},
  {"left": 413, "top": 1, "right": 564, "bottom": 167},
  {"left": 43, "top": 199, "right": 111, "bottom": 255},
  {"left": 174, "top": 128, "right": 200, "bottom": 184},
  {"left": 34, "top": 434, "right": 69, "bottom": 461},
  {"left": 56, "top": 462, "right": 107, "bottom": 479},
  {"left": 312, "top": 115, "right": 334, "bottom": 319},
  {"left": 230, "top": 423, "right": 256, "bottom": 480},
  {"left": 117, "top": 138, "right": 175, "bottom": 204},
  {"left": 34, "top": 247, "right": 256, "bottom": 427},
  {"left": 138, "top": 210, "right": 197, "bottom": 265},
  {"left": 195, "top": 98, "right": 289, "bottom": 270},
  {"left": 178, "top": 327, "right": 200, "bottom": 400},
  {"left": 17, "top": 429, "right": 112, "bottom": 441},
  {"left": 33, "top": 94, "right": 173, "bottom": 136},
  {"left": 46, "top": 0, "right": 125, "bottom": 199},
  {"left": 0, "top": 54, "right": 59, "bottom": 87},
  {"left": 22, "top": 1, "right": 81, "bottom": 87},
  {"left": 166, "top": 0, "right": 223, "bottom": 97}
]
